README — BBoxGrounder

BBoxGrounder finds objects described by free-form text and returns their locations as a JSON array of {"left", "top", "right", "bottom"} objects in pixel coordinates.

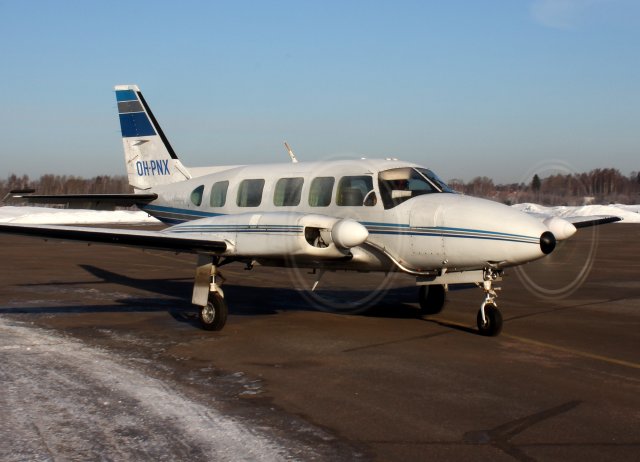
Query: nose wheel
[
  {"left": 477, "top": 301, "right": 502, "bottom": 336},
  {"left": 476, "top": 269, "right": 503, "bottom": 336}
]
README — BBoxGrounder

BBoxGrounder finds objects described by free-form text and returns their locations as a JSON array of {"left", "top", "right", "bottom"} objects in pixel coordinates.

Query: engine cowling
[
  {"left": 167, "top": 212, "right": 369, "bottom": 259},
  {"left": 543, "top": 217, "right": 577, "bottom": 241}
]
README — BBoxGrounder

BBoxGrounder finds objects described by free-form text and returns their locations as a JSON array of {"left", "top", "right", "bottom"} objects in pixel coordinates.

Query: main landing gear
[
  {"left": 418, "top": 284, "right": 446, "bottom": 315},
  {"left": 476, "top": 268, "right": 502, "bottom": 337},
  {"left": 193, "top": 255, "right": 228, "bottom": 331}
]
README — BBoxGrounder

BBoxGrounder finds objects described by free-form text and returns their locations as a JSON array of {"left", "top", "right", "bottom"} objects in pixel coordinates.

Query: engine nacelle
[
  {"left": 543, "top": 217, "right": 577, "bottom": 241},
  {"left": 330, "top": 218, "right": 369, "bottom": 248},
  {"left": 166, "top": 212, "right": 369, "bottom": 260}
]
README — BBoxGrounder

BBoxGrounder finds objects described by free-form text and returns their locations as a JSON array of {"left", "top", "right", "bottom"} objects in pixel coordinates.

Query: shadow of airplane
[{"left": 7, "top": 264, "right": 488, "bottom": 334}]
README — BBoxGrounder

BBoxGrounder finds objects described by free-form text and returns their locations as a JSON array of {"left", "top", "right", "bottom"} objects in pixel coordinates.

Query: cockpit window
[
  {"left": 378, "top": 167, "right": 452, "bottom": 209},
  {"left": 415, "top": 168, "right": 455, "bottom": 193}
]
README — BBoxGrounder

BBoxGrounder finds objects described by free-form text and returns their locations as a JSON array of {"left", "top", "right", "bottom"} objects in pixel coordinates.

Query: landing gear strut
[
  {"left": 193, "top": 254, "right": 228, "bottom": 331},
  {"left": 476, "top": 268, "right": 503, "bottom": 336}
]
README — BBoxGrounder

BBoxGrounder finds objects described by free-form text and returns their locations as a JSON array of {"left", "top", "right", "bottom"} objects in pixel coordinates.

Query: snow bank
[
  {"left": 0, "top": 206, "right": 159, "bottom": 224},
  {"left": 512, "top": 203, "right": 640, "bottom": 223},
  {"left": 1, "top": 203, "right": 638, "bottom": 225}
]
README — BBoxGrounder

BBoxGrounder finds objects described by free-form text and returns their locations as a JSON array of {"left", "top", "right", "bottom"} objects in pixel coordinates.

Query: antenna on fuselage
[{"left": 284, "top": 141, "right": 298, "bottom": 163}]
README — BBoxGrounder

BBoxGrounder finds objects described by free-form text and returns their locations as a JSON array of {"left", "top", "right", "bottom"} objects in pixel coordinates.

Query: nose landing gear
[{"left": 476, "top": 269, "right": 503, "bottom": 336}]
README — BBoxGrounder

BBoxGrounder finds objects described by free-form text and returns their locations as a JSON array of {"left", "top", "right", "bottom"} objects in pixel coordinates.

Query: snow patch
[
  {"left": 1, "top": 203, "right": 638, "bottom": 225},
  {"left": 0, "top": 317, "right": 299, "bottom": 461}
]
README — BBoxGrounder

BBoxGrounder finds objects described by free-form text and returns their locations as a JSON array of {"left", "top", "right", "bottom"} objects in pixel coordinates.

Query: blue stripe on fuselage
[
  {"left": 140, "top": 205, "right": 538, "bottom": 244},
  {"left": 142, "top": 204, "right": 225, "bottom": 218}
]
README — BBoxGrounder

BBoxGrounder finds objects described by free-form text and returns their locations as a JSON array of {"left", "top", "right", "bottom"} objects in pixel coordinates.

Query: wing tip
[{"left": 573, "top": 216, "right": 622, "bottom": 229}]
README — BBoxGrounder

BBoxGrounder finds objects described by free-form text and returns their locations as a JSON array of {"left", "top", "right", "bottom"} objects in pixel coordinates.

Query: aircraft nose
[{"left": 540, "top": 231, "right": 556, "bottom": 255}]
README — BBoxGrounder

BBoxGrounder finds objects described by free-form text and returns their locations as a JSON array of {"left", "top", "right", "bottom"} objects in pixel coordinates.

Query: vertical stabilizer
[{"left": 115, "top": 85, "right": 191, "bottom": 190}]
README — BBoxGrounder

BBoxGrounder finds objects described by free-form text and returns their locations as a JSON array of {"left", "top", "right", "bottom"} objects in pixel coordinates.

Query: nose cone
[
  {"left": 411, "top": 194, "right": 554, "bottom": 267},
  {"left": 540, "top": 231, "right": 556, "bottom": 255}
]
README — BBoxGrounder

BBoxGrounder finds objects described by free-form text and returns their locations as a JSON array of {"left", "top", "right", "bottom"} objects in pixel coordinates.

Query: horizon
[
  {"left": 1, "top": 1, "right": 638, "bottom": 183},
  {"left": 1, "top": 163, "right": 638, "bottom": 187}
]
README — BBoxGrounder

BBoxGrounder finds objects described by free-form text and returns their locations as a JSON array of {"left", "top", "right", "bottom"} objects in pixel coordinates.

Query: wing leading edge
[{"left": 563, "top": 215, "right": 622, "bottom": 228}]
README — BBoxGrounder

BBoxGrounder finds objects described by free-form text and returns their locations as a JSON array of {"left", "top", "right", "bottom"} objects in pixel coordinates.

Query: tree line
[
  {"left": 1, "top": 174, "right": 132, "bottom": 197},
  {"left": 448, "top": 169, "right": 640, "bottom": 205},
  {"left": 1, "top": 169, "right": 639, "bottom": 206}
]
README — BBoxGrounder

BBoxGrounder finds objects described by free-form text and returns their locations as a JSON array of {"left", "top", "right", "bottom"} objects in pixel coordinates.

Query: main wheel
[
  {"left": 476, "top": 304, "right": 502, "bottom": 337},
  {"left": 199, "top": 293, "right": 228, "bottom": 331},
  {"left": 419, "top": 285, "right": 446, "bottom": 315}
]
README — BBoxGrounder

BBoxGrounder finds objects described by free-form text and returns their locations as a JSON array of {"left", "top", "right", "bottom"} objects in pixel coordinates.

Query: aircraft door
[{"left": 409, "top": 202, "right": 446, "bottom": 268}]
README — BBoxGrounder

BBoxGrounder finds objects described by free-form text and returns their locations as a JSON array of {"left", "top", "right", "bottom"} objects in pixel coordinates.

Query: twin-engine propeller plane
[{"left": 1, "top": 85, "right": 620, "bottom": 336}]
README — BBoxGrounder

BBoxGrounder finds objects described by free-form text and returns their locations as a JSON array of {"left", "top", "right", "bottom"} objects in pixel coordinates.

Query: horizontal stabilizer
[{"left": 4, "top": 192, "right": 158, "bottom": 210}]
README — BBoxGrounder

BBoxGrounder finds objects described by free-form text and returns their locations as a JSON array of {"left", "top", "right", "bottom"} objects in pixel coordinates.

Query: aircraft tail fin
[{"left": 115, "top": 85, "right": 192, "bottom": 190}]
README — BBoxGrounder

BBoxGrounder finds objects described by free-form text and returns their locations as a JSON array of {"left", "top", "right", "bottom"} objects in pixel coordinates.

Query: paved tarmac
[{"left": 0, "top": 224, "right": 639, "bottom": 461}]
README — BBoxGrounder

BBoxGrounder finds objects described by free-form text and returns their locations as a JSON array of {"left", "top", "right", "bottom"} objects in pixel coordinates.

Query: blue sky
[{"left": 0, "top": 0, "right": 638, "bottom": 183}]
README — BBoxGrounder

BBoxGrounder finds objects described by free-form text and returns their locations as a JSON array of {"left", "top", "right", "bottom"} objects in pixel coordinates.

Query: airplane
[{"left": 0, "top": 85, "right": 621, "bottom": 336}]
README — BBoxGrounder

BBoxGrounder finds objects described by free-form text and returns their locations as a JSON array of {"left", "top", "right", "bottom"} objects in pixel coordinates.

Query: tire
[
  {"left": 419, "top": 285, "right": 446, "bottom": 315},
  {"left": 199, "top": 293, "right": 228, "bottom": 331},
  {"left": 476, "top": 304, "right": 502, "bottom": 337}
]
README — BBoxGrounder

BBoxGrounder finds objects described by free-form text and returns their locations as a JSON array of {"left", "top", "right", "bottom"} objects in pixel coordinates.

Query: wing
[
  {"left": 0, "top": 212, "right": 369, "bottom": 261},
  {"left": 0, "top": 223, "right": 227, "bottom": 254},
  {"left": 4, "top": 190, "right": 157, "bottom": 210},
  {"left": 515, "top": 204, "right": 621, "bottom": 240}
]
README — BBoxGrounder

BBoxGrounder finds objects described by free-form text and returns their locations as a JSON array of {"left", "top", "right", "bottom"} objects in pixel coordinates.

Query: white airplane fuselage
[{"left": 137, "top": 158, "right": 552, "bottom": 274}]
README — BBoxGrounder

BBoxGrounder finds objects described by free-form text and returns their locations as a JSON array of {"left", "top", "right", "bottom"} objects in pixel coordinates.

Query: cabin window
[
  {"left": 236, "top": 179, "right": 265, "bottom": 207},
  {"left": 378, "top": 167, "right": 440, "bottom": 209},
  {"left": 337, "top": 176, "right": 376, "bottom": 206},
  {"left": 209, "top": 181, "right": 229, "bottom": 207},
  {"left": 190, "top": 185, "right": 204, "bottom": 206},
  {"left": 274, "top": 177, "right": 303, "bottom": 206},
  {"left": 309, "top": 177, "right": 335, "bottom": 207}
]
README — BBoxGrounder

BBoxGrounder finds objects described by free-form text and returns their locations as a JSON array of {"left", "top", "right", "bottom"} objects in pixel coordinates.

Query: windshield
[
  {"left": 415, "top": 168, "right": 455, "bottom": 193},
  {"left": 378, "top": 167, "right": 454, "bottom": 209},
  {"left": 378, "top": 167, "right": 435, "bottom": 209}
]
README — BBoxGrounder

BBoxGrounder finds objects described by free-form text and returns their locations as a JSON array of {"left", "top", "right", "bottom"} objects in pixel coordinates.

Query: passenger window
[
  {"left": 190, "top": 185, "right": 204, "bottom": 206},
  {"left": 209, "top": 181, "right": 229, "bottom": 207},
  {"left": 308, "top": 177, "right": 335, "bottom": 207},
  {"left": 337, "top": 176, "right": 376, "bottom": 206},
  {"left": 236, "top": 179, "right": 265, "bottom": 207},
  {"left": 274, "top": 177, "right": 303, "bottom": 206}
]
